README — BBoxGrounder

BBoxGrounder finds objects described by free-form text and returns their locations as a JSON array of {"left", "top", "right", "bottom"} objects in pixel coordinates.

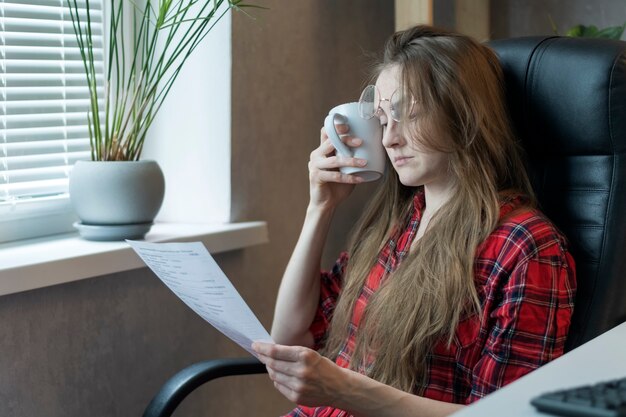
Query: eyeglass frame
[{"left": 358, "top": 84, "right": 417, "bottom": 122}]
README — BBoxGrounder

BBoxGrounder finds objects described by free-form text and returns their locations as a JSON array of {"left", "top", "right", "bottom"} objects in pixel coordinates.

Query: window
[
  {"left": 0, "top": 0, "right": 103, "bottom": 242},
  {"left": 1, "top": 1, "right": 232, "bottom": 244}
]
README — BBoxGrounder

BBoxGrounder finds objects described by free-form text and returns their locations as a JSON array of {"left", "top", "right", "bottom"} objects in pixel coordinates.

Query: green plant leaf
[
  {"left": 234, "top": 4, "right": 269, "bottom": 9},
  {"left": 68, "top": 0, "right": 266, "bottom": 160},
  {"left": 566, "top": 23, "right": 625, "bottom": 39},
  {"left": 596, "top": 24, "right": 626, "bottom": 39},
  {"left": 565, "top": 24, "right": 584, "bottom": 37},
  {"left": 581, "top": 24, "right": 600, "bottom": 37},
  {"left": 230, "top": 0, "right": 268, "bottom": 9},
  {"left": 547, "top": 14, "right": 560, "bottom": 35}
]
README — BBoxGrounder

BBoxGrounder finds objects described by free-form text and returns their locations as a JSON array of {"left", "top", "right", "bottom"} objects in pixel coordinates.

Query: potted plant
[{"left": 67, "top": 0, "right": 259, "bottom": 240}]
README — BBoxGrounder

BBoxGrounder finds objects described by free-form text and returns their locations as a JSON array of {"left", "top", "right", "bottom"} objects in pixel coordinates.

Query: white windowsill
[{"left": 0, "top": 221, "right": 269, "bottom": 297}]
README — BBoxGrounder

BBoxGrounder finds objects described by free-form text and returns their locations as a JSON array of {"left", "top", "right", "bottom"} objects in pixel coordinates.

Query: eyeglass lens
[
  {"left": 358, "top": 85, "right": 412, "bottom": 122},
  {"left": 358, "top": 85, "right": 377, "bottom": 120}
]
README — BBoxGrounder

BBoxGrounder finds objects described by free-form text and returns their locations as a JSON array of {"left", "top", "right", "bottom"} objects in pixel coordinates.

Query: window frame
[
  {"left": 0, "top": 1, "right": 233, "bottom": 243},
  {"left": 0, "top": 0, "right": 104, "bottom": 242}
]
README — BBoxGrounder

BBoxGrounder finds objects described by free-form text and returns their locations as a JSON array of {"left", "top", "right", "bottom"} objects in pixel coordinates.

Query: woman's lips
[{"left": 394, "top": 156, "right": 413, "bottom": 167}]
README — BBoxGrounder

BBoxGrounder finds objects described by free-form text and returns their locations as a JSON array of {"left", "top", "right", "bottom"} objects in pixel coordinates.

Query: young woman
[{"left": 252, "top": 25, "right": 576, "bottom": 417}]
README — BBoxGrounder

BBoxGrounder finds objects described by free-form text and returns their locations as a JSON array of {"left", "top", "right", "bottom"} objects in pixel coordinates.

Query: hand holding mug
[
  {"left": 308, "top": 103, "right": 386, "bottom": 211},
  {"left": 323, "top": 102, "right": 385, "bottom": 182},
  {"left": 308, "top": 123, "right": 366, "bottom": 210}
]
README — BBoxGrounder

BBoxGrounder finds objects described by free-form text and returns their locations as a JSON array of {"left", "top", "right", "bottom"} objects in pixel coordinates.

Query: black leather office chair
[{"left": 142, "top": 36, "right": 626, "bottom": 417}]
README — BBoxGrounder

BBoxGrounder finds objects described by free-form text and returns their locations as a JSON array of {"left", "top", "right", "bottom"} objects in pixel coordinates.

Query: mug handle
[{"left": 323, "top": 113, "right": 351, "bottom": 157}]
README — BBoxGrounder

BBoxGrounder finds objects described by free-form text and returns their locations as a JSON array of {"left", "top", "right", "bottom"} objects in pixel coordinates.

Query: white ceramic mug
[{"left": 323, "top": 102, "right": 385, "bottom": 182}]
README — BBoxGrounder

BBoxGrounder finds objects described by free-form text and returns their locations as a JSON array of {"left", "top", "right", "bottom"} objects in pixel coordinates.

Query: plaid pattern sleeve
[
  {"left": 466, "top": 213, "right": 576, "bottom": 403},
  {"left": 309, "top": 252, "right": 350, "bottom": 350}
]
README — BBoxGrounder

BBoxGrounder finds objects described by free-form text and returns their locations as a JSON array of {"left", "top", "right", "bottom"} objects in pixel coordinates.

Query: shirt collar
[{"left": 412, "top": 186, "right": 426, "bottom": 214}]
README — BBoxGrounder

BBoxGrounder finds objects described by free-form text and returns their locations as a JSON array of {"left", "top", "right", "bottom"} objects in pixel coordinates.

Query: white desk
[{"left": 451, "top": 321, "right": 626, "bottom": 416}]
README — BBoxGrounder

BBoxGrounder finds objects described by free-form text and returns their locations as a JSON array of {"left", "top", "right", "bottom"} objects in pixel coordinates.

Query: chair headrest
[{"left": 489, "top": 36, "right": 626, "bottom": 156}]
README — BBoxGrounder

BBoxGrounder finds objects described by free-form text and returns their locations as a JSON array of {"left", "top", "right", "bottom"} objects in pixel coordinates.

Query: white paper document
[{"left": 127, "top": 240, "right": 274, "bottom": 356}]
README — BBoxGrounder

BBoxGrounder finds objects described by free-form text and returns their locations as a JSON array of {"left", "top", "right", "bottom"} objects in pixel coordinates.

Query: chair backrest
[{"left": 489, "top": 36, "right": 626, "bottom": 351}]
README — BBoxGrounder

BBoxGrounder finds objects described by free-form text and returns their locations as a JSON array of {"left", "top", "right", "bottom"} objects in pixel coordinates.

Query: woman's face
[{"left": 375, "top": 66, "right": 454, "bottom": 191}]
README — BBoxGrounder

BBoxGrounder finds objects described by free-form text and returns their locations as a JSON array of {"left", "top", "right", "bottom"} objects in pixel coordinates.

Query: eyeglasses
[{"left": 358, "top": 84, "right": 416, "bottom": 122}]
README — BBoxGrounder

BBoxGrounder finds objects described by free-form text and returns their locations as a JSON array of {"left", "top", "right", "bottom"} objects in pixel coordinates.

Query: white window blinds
[{"left": 1, "top": 0, "right": 103, "bottom": 207}]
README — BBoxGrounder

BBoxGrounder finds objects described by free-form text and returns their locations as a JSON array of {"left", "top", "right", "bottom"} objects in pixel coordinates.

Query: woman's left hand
[
  {"left": 252, "top": 342, "right": 466, "bottom": 417},
  {"left": 252, "top": 342, "right": 348, "bottom": 407}
]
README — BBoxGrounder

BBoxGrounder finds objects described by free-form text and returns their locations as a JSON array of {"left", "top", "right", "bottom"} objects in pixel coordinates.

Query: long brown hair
[{"left": 321, "top": 26, "right": 536, "bottom": 393}]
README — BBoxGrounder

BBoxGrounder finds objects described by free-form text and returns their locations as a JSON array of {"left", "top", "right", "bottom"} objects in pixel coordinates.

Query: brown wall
[{"left": 0, "top": 2, "right": 393, "bottom": 417}]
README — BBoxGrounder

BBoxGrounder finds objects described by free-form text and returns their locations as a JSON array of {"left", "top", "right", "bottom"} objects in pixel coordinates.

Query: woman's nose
[{"left": 381, "top": 120, "right": 402, "bottom": 148}]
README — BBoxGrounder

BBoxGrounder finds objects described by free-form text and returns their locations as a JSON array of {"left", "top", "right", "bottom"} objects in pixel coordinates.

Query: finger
[
  {"left": 334, "top": 123, "right": 350, "bottom": 135},
  {"left": 256, "top": 353, "right": 300, "bottom": 376},
  {"left": 316, "top": 155, "right": 367, "bottom": 170},
  {"left": 314, "top": 138, "right": 364, "bottom": 162},
  {"left": 320, "top": 123, "right": 350, "bottom": 138},
  {"left": 320, "top": 127, "right": 361, "bottom": 147},
  {"left": 332, "top": 135, "right": 363, "bottom": 148},
  {"left": 310, "top": 139, "right": 339, "bottom": 161},
  {"left": 273, "top": 380, "right": 300, "bottom": 403},
  {"left": 273, "top": 379, "right": 293, "bottom": 394},
  {"left": 252, "top": 342, "right": 273, "bottom": 360},
  {"left": 252, "top": 342, "right": 274, "bottom": 355},
  {"left": 267, "top": 365, "right": 300, "bottom": 385},
  {"left": 318, "top": 138, "right": 337, "bottom": 157},
  {"left": 320, "top": 127, "right": 329, "bottom": 145},
  {"left": 344, "top": 136, "right": 363, "bottom": 147},
  {"left": 262, "top": 355, "right": 301, "bottom": 375},
  {"left": 253, "top": 343, "right": 302, "bottom": 362},
  {"left": 314, "top": 170, "right": 364, "bottom": 184},
  {"left": 254, "top": 351, "right": 271, "bottom": 365}
]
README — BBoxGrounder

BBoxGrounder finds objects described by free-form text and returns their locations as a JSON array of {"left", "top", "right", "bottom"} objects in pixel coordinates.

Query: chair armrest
[{"left": 142, "top": 357, "right": 267, "bottom": 417}]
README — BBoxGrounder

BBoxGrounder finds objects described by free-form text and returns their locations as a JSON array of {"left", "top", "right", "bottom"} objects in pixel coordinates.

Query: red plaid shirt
[{"left": 285, "top": 189, "right": 576, "bottom": 417}]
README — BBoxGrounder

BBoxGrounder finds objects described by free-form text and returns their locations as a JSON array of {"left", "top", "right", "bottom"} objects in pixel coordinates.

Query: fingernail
[
  {"left": 333, "top": 114, "right": 347, "bottom": 124},
  {"left": 357, "top": 159, "right": 367, "bottom": 166},
  {"left": 350, "top": 138, "right": 362, "bottom": 146}
]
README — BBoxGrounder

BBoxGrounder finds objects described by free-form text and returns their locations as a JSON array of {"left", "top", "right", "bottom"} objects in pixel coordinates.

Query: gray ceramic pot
[{"left": 69, "top": 160, "right": 165, "bottom": 239}]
